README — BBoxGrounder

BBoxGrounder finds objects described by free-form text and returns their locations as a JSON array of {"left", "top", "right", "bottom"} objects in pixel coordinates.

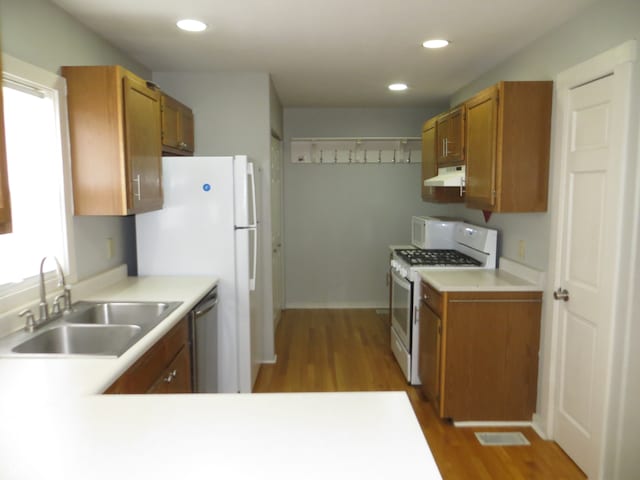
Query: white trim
[
  {"left": 284, "top": 303, "right": 389, "bottom": 310},
  {"left": 531, "top": 414, "right": 549, "bottom": 440},
  {"left": 261, "top": 354, "right": 278, "bottom": 365},
  {"left": 453, "top": 421, "right": 532, "bottom": 428},
  {"left": 541, "top": 40, "right": 636, "bottom": 478},
  {"left": 0, "top": 54, "right": 77, "bottom": 288}
]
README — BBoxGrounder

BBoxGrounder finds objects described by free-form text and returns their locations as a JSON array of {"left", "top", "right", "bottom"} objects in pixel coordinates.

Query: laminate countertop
[
  {"left": 419, "top": 258, "right": 544, "bottom": 293},
  {"left": 0, "top": 270, "right": 442, "bottom": 480}
]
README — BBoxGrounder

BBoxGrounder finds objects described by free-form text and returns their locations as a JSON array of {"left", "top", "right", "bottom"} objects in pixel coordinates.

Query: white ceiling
[{"left": 50, "top": 0, "right": 598, "bottom": 107}]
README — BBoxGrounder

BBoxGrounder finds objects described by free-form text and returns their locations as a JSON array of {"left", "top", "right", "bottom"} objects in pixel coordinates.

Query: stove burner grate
[{"left": 394, "top": 248, "right": 482, "bottom": 267}]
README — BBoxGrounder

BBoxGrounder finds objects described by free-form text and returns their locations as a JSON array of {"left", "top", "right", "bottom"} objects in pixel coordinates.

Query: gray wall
[
  {"left": 0, "top": 0, "right": 150, "bottom": 279},
  {"left": 283, "top": 107, "right": 450, "bottom": 308},
  {"left": 446, "top": 1, "right": 640, "bottom": 477}
]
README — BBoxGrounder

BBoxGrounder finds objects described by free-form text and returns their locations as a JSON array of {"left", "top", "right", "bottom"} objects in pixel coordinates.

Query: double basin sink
[{"left": 0, "top": 301, "right": 182, "bottom": 357}]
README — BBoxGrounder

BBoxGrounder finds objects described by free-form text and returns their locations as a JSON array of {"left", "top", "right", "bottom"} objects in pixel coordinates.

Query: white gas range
[{"left": 389, "top": 217, "right": 498, "bottom": 384}]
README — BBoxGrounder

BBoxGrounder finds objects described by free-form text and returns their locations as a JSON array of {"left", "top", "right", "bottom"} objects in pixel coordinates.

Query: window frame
[{"left": 0, "top": 53, "right": 77, "bottom": 313}]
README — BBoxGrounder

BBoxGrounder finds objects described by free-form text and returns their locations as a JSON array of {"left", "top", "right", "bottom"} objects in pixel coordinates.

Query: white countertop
[
  {"left": 0, "top": 274, "right": 218, "bottom": 396},
  {"left": 418, "top": 258, "right": 544, "bottom": 292},
  {"left": 0, "top": 270, "right": 442, "bottom": 479},
  {"left": 0, "top": 392, "right": 440, "bottom": 480}
]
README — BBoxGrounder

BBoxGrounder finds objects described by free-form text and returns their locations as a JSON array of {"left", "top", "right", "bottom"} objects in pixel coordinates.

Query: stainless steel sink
[
  {"left": 0, "top": 300, "right": 182, "bottom": 357},
  {"left": 11, "top": 325, "right": 142, "bottom": 356},
  {"left": 66, "top": 302, "right": 179, "bottom": 327}
]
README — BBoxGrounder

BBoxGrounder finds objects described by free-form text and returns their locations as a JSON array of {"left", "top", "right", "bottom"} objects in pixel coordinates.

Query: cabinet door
[
  {"left": 443, "top": 292, "right": 542, "bottom": 421},
  {"left": 421, "top": 118, "right": 438, "bottom": 201},
  {"left": 0, "top": 56, "right": 12, "bottom": 234},
  {"left": 419, "top": 300, "right": 441, "bottom": 414},
  {"left": 465, "top": 86, "right": 498, "bottom": 210},
  {"left": 421, "top": 118, "right": 463, "bottom": 203},
  {"left": 161, "top": 94, "right": 194, "bottom": 156},
  {"left": 179, "top": 107, "right": 194, "bottom": 154},
  {"left": 147, "top": 346, "right": 192, "bottom": 394},
  {"left": 444, "top": 107, "right": 464, "bottom": 164},
  {"left": 123, "top": 74, "right": 163, "bottom": 214},
  {"left": 437, "top": 107, "right": 464, "bottom": 166},
  {"left": 161, "top": 94, "right": 180, "bottom": 150}
]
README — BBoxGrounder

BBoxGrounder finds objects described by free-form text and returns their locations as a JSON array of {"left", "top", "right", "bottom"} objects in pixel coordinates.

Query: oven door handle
[{"left": 391, "top": 268, "right": 411, "bottom": 289}]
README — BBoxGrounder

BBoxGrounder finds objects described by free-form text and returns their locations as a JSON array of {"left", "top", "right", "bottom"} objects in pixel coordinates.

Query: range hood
[{"left": 423, "top": 165, "right": 466, "bottom": 187}]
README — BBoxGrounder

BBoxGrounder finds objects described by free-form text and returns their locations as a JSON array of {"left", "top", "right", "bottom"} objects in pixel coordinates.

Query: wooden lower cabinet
[
  {"left": 104, "top": 317, "right": 192, "bottom": 394},
  {"left": 418, "top": 281, "right": 542, "bottom": 421},
  {"left": 147, "top": 345, "right": 192, "bottom": 394}
]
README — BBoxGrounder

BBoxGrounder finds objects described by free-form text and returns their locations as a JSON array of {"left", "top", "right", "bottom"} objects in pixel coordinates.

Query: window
[{"left": 0, "top": 54, "right": 75, "bottom": 302}]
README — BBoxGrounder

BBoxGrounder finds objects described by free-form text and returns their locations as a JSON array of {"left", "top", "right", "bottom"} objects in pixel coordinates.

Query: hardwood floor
[{"left": 254, "top": 309, "right": 586, "bottom": 480}]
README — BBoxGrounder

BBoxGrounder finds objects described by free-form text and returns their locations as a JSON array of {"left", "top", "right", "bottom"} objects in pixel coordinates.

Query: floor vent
[{"left": 475, "top": 432, "right": 530, "bottom": 446}]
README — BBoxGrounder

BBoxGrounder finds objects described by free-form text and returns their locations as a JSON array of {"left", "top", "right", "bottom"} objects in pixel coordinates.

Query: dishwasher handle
[{"left": 194, "top": 289, "right": 218, "bottom": 318}]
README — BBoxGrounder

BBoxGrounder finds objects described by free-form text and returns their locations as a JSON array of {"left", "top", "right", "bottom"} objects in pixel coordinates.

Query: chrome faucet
[{"left": 20, "top": 256, "right": 72, "bottom": 332}]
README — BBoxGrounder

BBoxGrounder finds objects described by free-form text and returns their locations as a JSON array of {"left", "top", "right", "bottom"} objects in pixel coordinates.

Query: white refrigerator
[{"left": 136, "top": 155, "right": 259, "bottom": 394}]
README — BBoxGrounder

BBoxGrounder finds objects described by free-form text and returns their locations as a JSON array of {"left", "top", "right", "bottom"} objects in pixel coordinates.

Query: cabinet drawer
[
  {"left": 104, "top": 317, "right": 189, "bottom": 394},
  {"left": 421, "top": 281, "right": 443, "bottom": 317},
  {"left": 147, "top": 345, "right": 192, "bottom": 394}
]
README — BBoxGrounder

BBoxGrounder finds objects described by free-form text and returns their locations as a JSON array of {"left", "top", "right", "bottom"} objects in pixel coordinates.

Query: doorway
[{"left": 544, "top": 41, "right": 636, "bottom": 479}]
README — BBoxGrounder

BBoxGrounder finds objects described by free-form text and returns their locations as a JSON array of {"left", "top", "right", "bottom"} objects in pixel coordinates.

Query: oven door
[{"left": 390, "top": 268, "right": 413, "bottom": 351}]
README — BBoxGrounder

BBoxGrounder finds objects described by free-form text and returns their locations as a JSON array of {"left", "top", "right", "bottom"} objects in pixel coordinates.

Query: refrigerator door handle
[
  {"left": 249, "top": 227, "right": 257, "bottom": 291},
  {"left": 247, "top": 162, "right": 257, "bottom": 228}
]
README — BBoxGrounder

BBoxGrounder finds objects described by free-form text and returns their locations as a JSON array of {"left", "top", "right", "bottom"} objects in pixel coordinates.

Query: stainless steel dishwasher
[{"left": 190, "top": 286, "right": 218, "bottom": 393}]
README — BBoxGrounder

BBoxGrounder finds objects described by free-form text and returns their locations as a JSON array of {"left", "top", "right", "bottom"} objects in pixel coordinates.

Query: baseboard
[
  {"left": 454, "top": 420, "right": 533, "bottom": 428},
  {"left": 262, "top": 354, "right": 277, "bottom": 364},
  {"left": 531, "top": 414, "right": 549, "bottom": 440},
  {"left": 285, "top": 303, "right": 389, "bottom": 309}
]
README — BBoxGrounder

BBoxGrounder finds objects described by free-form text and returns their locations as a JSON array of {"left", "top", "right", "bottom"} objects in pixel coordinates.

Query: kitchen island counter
[{"left": 0, "top": 391, "right": 440, "bottom": 480}]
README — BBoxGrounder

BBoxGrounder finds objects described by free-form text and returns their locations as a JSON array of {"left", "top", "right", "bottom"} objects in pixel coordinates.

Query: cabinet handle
[
  {"left": 460, "top": 176, "right": 466, "bottom": 197},
  {"left": 444, "top": 138, "right": 448, "bottom": 158},
  {"left": 163, "top": 369, "right": 178, "bottom": 383},
  {"left": 133, "top": 174, "right": 142, "bottom": 201}
]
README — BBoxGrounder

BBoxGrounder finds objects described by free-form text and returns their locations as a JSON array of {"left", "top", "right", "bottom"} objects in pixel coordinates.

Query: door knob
[{"left": 553, "top": 287, "right": 570, "bottom": 302}]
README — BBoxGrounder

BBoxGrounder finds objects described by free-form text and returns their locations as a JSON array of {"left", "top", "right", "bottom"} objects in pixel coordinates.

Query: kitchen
[{"left": 0, "top": 0, "right": 639, "bottom": 479}]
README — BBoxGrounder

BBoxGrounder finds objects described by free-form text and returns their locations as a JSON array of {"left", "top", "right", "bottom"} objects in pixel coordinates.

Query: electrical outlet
[
  {"left": 106, "top": 237, "right": 114, "bottom": 259},
  {"left": 518, "top": 240, "right": 526, "bottom": 260}
]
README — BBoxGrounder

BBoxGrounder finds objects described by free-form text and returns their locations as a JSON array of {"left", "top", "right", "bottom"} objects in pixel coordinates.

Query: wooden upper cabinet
[
  {"left": 62, "top": 65, "right": 163, "bottom": 215},
  {"left": 465, "top": 81, "right": 552, "bottom": 212},
  {"left": 436, "top": 106, "right": 464, "bottom": 166},
  {"left": 161, "top": 94, "right": 194, "bottom": 156},
  {"left": 0, "top": 53, "right": 12, "bottom": 234},
  {"left": 421, "top": 117, "right": 464, "bottom": 203}
]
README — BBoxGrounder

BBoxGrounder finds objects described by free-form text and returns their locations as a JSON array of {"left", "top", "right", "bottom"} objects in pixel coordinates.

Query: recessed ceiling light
[
  {"left": 176, "top": 19, "right": 208, "bottom": 32},
  {"left": 388, "top": 83, "right": 408, "bottom": 91},
  {"left": 422, "top": 39, "right": 449, "bottom": 49}
]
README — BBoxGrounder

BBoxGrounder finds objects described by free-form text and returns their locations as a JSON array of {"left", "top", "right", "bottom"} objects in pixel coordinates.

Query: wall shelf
[{"left": 290, "top": 137, "right": 421, "bottom": 164}]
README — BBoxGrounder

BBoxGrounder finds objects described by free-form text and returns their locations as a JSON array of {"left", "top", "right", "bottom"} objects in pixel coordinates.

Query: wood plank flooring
[{"left": 254, "top": 309, "right": 586, "bottom": 480}]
